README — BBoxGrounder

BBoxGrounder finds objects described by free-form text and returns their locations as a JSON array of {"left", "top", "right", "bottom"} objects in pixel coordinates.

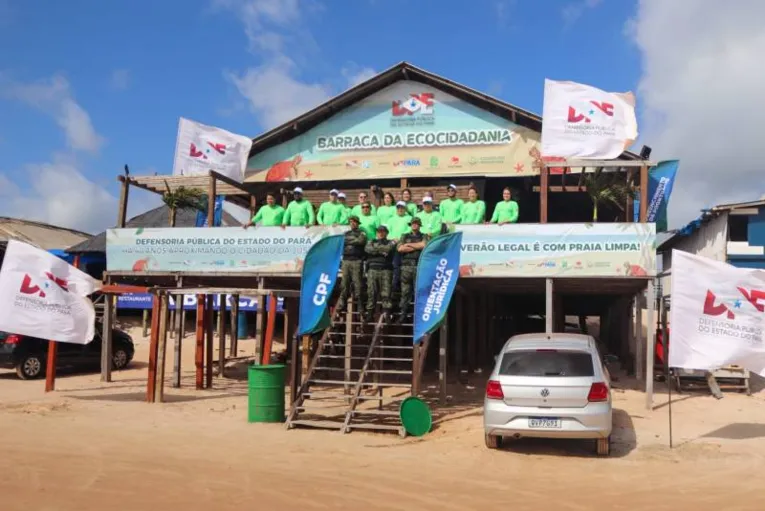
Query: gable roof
[
  {"left": 248, "top": 61, "right": 641, "bottom": 161},
  {"left": 0, "top": 217, "right": 91, "bottom": 250}
]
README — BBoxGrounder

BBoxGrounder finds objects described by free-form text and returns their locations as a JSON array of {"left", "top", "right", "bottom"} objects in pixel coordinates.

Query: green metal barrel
[{"left": 247, "top": 364, "right": 286, "bottom": 423}]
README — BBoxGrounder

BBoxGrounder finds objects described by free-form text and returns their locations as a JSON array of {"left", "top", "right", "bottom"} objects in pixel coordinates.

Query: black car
[{"left": 0, "top": 328, "right": 134, "bottom": 380}]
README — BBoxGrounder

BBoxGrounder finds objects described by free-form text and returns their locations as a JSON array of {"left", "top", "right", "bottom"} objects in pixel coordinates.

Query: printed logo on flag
[
  {"left": 703, "top": 287, "right": 765, "bottom": 321},
  {"left": 567, "top": 101, "right": 615, "bottom": 124},
  {"left": 392, "top": 93, "right": 435, "bottom": 116}
]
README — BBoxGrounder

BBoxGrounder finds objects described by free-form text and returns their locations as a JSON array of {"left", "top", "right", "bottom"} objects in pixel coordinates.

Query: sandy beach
[{"left": 2, "top": 323, "right": 765, "bottom": 511}]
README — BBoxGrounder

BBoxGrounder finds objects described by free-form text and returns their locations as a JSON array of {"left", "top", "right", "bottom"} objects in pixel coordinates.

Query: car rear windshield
[{"left": 499, "top": 350, "right": 594, "bottom": 377}]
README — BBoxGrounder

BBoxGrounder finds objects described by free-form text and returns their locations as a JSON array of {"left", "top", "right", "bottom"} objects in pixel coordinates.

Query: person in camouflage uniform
[
  {"left": 397, "top": 216, "right": 429, "bottom": 322},
  {"left": 364, "top": 224, "right": 396, "bottom": 321},
  {"left": 335, "top": 215, "right": 366, "bottom": 315}
]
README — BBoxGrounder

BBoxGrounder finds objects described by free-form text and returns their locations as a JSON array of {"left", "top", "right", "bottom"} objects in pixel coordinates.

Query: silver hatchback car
[{"left": 483, "top": 333, "right": 612, "bottom": 456}]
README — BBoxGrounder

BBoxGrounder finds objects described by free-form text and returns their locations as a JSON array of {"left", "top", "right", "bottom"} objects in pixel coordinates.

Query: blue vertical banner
[
  {"left": 297, "top": 234, "right": 345, "bottom": 336},
  {"left": 195, "top": 195, "right": 225, "bottom": 227},
  {"left": 413, "top": 232, "right": 463, "bottom": 344},
  {"left": 633, "top": 160, "right": 679, "bottom": 231}
]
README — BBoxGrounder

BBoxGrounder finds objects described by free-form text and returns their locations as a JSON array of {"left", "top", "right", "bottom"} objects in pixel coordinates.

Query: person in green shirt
[
  {"left": 439, "top": 184, "right": 464, "bottom": 224},
  {"left": 401, "top": 188, "right": 418, "bottom": 217},
  {"left": 357, "top": 201, "right": 379, "bottom": 240},
  {"left": 337, "top": 192, "right": 351, "bottom": 224},
  {"left": 351, "top": 191, "right": 377, "bottom": 218},
  {"left": 282, "top": 186, "right": 315, "bottom": 227},
  {"left": 376, "top": 192, "right": 396, "bottom": 225},
  {"left": 317, "top": 188, "right": 347, "bottom": 226},
  {"left": 415, "top": 196, "right": 443, "bottom": 236},
  {"left": 489, "top": 187, "right": 519, "bottom": 224},
  {"left": 461, "top": 186, "right": 486, "bottom": 224},
  {"left": 388, "top": 201, "right": 412, "bottom": 240},
  {"left": 244, "top": 192, "right": 284, "bottom": 228}
]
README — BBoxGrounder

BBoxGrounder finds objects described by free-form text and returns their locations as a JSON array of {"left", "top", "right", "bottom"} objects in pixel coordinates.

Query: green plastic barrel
[
  {"left": 247, "top": 364, "right": 286, "bottom": 423},
  {"left": 400, "top": 396, "right": 432, "bottom": 437}
]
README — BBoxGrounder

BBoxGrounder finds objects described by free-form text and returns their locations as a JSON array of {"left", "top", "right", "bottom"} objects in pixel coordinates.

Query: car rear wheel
[
  {"left": 596, "top": 436, "right": 610, "bottom": 456},
  {"left": 112, "top": 347, "right": 131, "bottom": 370},
  {"left": 485, "top": 434, "right": 502, "bottom": 449},
  {"left": 16, "top": 354, "right": 44, "bottom": 380}
]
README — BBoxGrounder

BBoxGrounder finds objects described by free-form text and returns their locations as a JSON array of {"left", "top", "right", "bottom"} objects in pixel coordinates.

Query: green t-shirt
[
  {"left": 405, "top": 202, "right": 418, "bottom": 217},
  {"left": 251, "top": 204, "right": 285, "bottom": 227},
  {"left": 377, "top": 204, "right": 396, "bottom": 225},
  {"left": 357, "top": 213, "right": 379, "bottom": 240},
  {"left": 416, "top": 210, "right": 443, "bottom": 236},
  {"left": 282, "top": 199, "right": 315, "bottom": 226},
  {"left": 351, "top": 203, "right": 377, "bottom": 218},
  {"left": 339, "top": 204, "right": 351, "bottom": 224},
  {"left": 490, "top": 200, "right": 519, "bottom": 224},
  {"left": 439, "top": 198, "right": 464, "bottom": 224},
  {"left": 317, "top": 201, "right": 346, "bottom": 225},
  {"left": 461, "top": 200, "right": 486, "bottom": 224},
  {"left": 387, "top": 213, "right": 412, "bottom": 240}
]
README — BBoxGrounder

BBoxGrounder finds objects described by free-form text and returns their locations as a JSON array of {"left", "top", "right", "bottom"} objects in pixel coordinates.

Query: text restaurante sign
[{"left": 316, "top": 129, "right": 512, "bottom": 151}]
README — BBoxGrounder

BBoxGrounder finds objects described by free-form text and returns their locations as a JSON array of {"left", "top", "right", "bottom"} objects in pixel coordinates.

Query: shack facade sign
[
  {"left": 245, "top": 81, "right": 546, "bottom": 182},
  {"left": 106, "top": 224, "right": 655, "bottom": 277}
]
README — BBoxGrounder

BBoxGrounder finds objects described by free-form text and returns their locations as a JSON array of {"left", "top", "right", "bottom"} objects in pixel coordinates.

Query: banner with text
[
  {"left": 669, "top": 250, "right": 765, "bottom": 375},
  {"left": 454, "top": 223, "right": 655, "bottom": 277},
  {"left": 414, "top": 232, "right": 463, "bottom": 344},
  {"left": 246, "top": 80, "right": 546, "bottom": 182},
  {"left": 107, "top": 224, "right": 655, "bottom": 278},
  {"left": 106, "top": 226, "right": 348, "bottom": 274},
  {"left": 116, "top": 293, "right": 283, "bottom": 312},
  {"left": 297, "top": 234, "right": 344, "bottom": 336}
]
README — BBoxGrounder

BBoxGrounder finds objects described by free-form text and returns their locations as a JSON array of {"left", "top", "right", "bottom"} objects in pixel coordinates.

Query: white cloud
[
  {"left": 212, "top": 0, "right": 302, "bottom": 53},
  {"left": 0, "top": 74, "right": 104, "bottom": 153},
  {"left": 630, "top": 0, "right": 765, "bottom": 227},
  {"left": 562, "top": 0, "right": 602, "bottom": 26},
  {"left": 0, "top": 173, "right": 19, "bottom": 197},
  {"left": 226, "top": 57, "right": 331, "bottom": 129},
  {"left": 341, "top": 65, "right": 376, "bottom": 88},
  {"left": 110, "top": 69, "right": 130, "bottom": 90}
]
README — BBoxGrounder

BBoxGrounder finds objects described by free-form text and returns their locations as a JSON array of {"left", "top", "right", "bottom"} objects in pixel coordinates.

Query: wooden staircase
[{"left": 286, "top": 306, "right": 415, "bottom": 436}]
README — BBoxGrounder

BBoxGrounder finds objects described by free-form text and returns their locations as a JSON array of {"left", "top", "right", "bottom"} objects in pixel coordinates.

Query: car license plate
[{"left": 529, "top": 417, "right": 561, "bottom": 428}]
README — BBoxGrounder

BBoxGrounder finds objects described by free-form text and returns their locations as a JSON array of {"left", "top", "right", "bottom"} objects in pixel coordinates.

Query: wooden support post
[
  {"left": 487, "top": 293, "right": 496, "bottom": 356},
  {"left": 116, "top": 176, "right": 130, "bottom": 228},
  {"left": 639, "top": 165, "right": 648, "bottom": 223},
  {"left": 170, "top": 309, "right": 176, "bottom": 339},
  {"left": 455, "top": 293, "right": 464, "bottom": 383},
  {"left": 262, "top": 293, "right": 277, "bottom": 365},
  {"left": 207, "top": 173, "right": 217, "bottom": 227},
  {"left": 626, "top": 169, "right": 635, "bottom": 222},
  {"left": 412, "top": 341, "right": 421, "bottom": 396},
  {"left": 290, "top": 333, "right": 299, "bottom": 406},
  {"left": 195, "top": 294, "right": 205, "bottom": 390},
  {"left": 172, "top": 294, "right": 184, "bottom": 388},
  {"left": 254, "top": 278, "right": 265, "bottom": 361},
  {"left": 635, "top": 295, "right": 644, "bottom": 381},
  {"left": 545, "top": 278, "right": 554, "bottom": 334},
  {"left": 439, "top": 317, "right": 448, "bottom": 404},
  {"left": 146, "top": 295, "right": 161, "bottom": 402},
  {"left": 205, "top": 295, "right": 214, "bottom": 388},
  {"left": 218, "top": 294, "right": 226, "bottom": 378},
  {"left": 645, "top": 279, "right": 656, "bottom": 410},
  {"left": 101, "top": 294, "right": 113, "bottom": 382},
  {"left": 467, "top": 292, "right": 477, "bottom": 372},
  {"left": 344, "top": 299, "right": 353, "bottom": 393},
  {"left": 540, "top": 165, "right": 549, "bottom": 223},
  {"left": 400, "top": 178, "right": 408, "bottom": 190},
  {"left": 301, "top": 335, "right": 310, "bottom": 379},
  {"left": 477, "top": 293, "right": 488, "bottom": 367},
  {"left": 44, "top": 341, "right": 58, "bottom": 392},
  {"left": 283, "top": 297, "right": 290, "bottom": 346},
  {"left": 142, "top": 309, "right": 149, "bottom": 337},
  {"left": 154, "top": 294, "right": 170, "bottom": 403},
  {"left": 230, "top": 294, "right": 239, "bottom": 357},
  {"left": 249, "top": 195, "right": 257, "bottom": 219}
]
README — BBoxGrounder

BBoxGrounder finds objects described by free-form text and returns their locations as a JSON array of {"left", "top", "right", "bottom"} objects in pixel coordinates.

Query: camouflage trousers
[
  {"left": 366, "top": 268, "right": 393, "bottom": 312},
  {"left": 337, "top": 260, "right": 364, "bottom": 312},
  {"left": 398, "top": 264, "right": 417, "bottom": 314}
]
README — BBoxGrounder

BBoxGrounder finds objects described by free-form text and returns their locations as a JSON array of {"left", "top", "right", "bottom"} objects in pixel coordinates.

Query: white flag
[
  {"left": 0, "top": 241, "right": 102, "bottom": 344},
  {"left": 541, "top": 79, "right": 638, "bottom": 159},
  {"left": 172, "top": 117, "right": 253, "bottom": 183},
  {"left": 669, "top": 250, "right": 765, "bottom": 375}
]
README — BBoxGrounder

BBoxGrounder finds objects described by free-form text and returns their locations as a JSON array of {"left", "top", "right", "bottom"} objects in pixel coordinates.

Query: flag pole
[{"left": 661, "top": 295, "right": 673, "bottom": 448}]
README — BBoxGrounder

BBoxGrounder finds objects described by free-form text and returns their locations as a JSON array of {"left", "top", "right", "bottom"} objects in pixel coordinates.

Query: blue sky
[{"left": 1, "top": 0, "right": 763, "bottom": 232}]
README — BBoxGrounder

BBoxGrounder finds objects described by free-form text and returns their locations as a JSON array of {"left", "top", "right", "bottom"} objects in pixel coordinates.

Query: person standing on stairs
[
  {"left": 397, "top": 217, "right": 429, "bottom": 322},
  {"left": 335, "top": 215, "right": 367, "bottom": 317},
  {"left": 364, "top": 224, "right": 396, "bottom": 322}
]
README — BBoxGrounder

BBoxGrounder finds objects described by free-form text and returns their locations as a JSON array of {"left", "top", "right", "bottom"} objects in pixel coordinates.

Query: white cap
[
  {"left": 422, "top": 196, "right": 433, "bottom": 203},
  {"left": 338, "top": 192, "right": 347, "bottom": 199},
  {"left": 293, "top": 186, "right": 303, "bottom": 194},
  {"left": 329, "top": 188, "right": 339, "bottom": 195},
  {"left": 447, "top": 184, "right": 457, "bottom": 190},
  {"left": 396, "top": 200, "right": 406, "bottom": 207}
]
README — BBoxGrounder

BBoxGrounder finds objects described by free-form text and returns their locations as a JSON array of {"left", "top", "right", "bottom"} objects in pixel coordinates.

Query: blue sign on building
[{"left": 116, "top": 293, "right": 283, "bottom": 312}]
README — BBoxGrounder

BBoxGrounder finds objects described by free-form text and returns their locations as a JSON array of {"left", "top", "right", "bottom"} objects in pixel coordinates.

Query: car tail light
[
  {"left": 536, "top": 349, "right": 557, "bottom": 352},
  {"left": 486, "top": 380, "right": 504, "bottom": 400},
  {"left": 4, "top": 334, "right": 21, "bottom": 345},
  {"left": 588, "top": 382, "right": 609, "bottom": 402}
]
